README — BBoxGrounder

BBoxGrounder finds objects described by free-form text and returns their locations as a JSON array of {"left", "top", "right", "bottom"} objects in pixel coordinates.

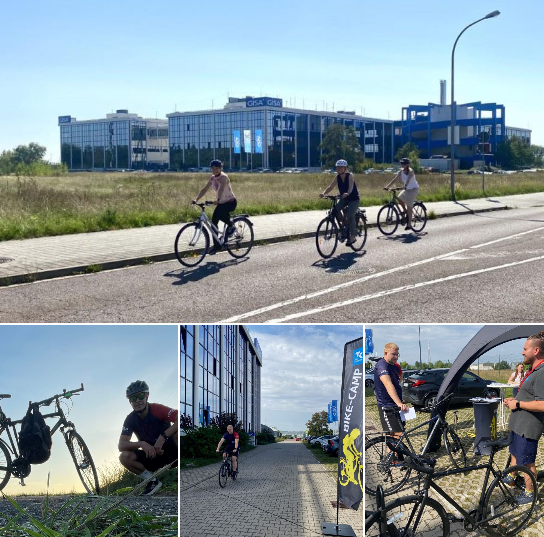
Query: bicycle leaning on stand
[
  {"left": 315, "top": 195, "right": 368, "bottom": 259},
  {"left": 377, "top": 187, "right": 427, "bottom": 235},
  {"left": 0, "top": 384, "right": 100, "bottom": 494},
  {"left": 365, "top": 436, "right": 537, "bottom": 537},
  {"left": 175, "top": 201, "right": 255, "bottom": 267},
  {"left": 218, "top": 451, "right": 239, "bottom": 488}
]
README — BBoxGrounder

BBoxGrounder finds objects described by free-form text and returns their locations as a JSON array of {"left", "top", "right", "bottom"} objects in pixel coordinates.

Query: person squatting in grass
[
  {"left": 193, "top": 159, "right": 237, "bottom": 255},
  {"left": 118, "top": 380, "right": 178, "bottom": 496},
  {"left": 216, "top": 424, "right": 239, "bottom": 480},
  {"left": 502, "top": 332, "right": 544, "bottom": 505},
  {"left": 320, "top": 159, "right": 360, "bottom": 246},
  {"left": 374, "top": 343, "right": 407, "bottom": 463}
]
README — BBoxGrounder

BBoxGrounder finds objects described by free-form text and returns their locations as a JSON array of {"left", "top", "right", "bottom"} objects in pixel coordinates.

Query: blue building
[
  {"left": 180, "top": 325, "right": 262, "bottom": 433},
  {"left": 167, "top": 96, "right": 395, "bottom": 171},
  {"left": 395, "top": 101, "right": 531, "bottom": 168}
]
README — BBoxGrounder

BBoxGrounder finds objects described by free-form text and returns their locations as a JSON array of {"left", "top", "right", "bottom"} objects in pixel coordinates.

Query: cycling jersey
[
  {"left": 374, "top": 358, "right": 402, "bottom": 407},
  {"left": 121, "top": 403, "right": 178, "bottom": 445},
  {"left": 223, "top": 431, "right": 239, "bottom": 451}
]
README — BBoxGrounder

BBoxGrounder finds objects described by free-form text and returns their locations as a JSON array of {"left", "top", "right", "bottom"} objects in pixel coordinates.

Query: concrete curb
[{"left": 0, "top": 203, "right": 509, "bottom": 286}]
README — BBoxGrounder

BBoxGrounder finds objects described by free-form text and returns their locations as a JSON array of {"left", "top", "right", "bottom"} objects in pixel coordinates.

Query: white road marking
[
  {"left": 220, "top": 225, "right": 544, "bottom": 323},
  {"left": 266, "top": 253, "right": 544, "bottom": 323}
]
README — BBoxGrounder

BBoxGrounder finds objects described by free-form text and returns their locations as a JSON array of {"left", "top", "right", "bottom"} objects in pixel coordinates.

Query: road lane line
[
  {"left": 221, "top": 225, "right": 544, "bottom": 323},
  {"left": 266, "top": 253, "right": 544, "bottom": 323}
]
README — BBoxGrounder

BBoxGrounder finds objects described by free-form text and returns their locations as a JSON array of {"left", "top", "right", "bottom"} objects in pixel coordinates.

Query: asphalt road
[{"left": 1, "top": 207, "right": 544, "bottom": 323}]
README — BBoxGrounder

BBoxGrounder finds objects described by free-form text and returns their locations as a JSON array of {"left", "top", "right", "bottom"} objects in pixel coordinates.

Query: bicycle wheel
[
  {"left": 219, "top": 462, "right": 229, "bottom": 488},
  {"left": 65, "top": 431, "right": 100, "bottom": 495},
  {"left": 365, "top": 435, "right": 412, "bottom": 496},
  {"left": 443, "top": 426, "right": 466, "bottom": 469},
  {"left": 226, "top": 217, "right": 254, "bottom": 259},
  {"left": 411, "top": 202, "right": 427, "bottom": 232},
  {"left": 482, "top": 465, "right": 537, "bottom": 536},
  {"left": 315, "top": 217, "right": 338, "bottom": 258},
  {"left": 366, "top": 495, "right": 450, "bottom": 537},
  {"left": 349, "top": 212, "right": 368, "bottom": 252},
  {"left": 377, "top": 204, "right": 400, "bottom": 236},
  {"left": 0, "top": 440, "right": 12, "bottom": 491},
  {"left": 174, "top": 223, "right": 209, "bottom": 267}
]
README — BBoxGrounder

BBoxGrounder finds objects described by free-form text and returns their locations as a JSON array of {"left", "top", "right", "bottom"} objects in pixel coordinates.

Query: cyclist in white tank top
[{"left": 384, "top": 157, "right": 420, "bottom": 231}]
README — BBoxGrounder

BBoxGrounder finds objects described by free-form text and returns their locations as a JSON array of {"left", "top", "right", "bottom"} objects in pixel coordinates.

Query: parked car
[
  {"left": 365, "top": 369, "right": 374, "bottom": 388},
  {"left": 315, "top": 435, "right": 335, "bottom": 447},
  {"left": 402, "top": 368, "right": 499, "bottom": 408},
  {"left": 322, "top": 436, "right": 339, "bottom": 456},
  {"left": 309, "top": 436, "right": 323, "bottom": 445}
]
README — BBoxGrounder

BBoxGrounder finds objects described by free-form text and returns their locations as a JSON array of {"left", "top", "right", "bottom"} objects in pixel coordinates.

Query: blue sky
[
  {"left": 0, "top": 325, "right": 178, "bottom": 495},
  {"left": 366, "top": 324, "right": 530, "bottom": 371},
  {"left": 247, "top": 324, "right": 364, "bottom": 433},
  {"left": 0, "top": 0, "right": 542, "bottom": 162}
]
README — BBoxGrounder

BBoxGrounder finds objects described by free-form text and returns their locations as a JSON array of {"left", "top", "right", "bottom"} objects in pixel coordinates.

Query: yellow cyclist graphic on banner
[{"left": 339, "top": 428, "right": 363, "bottom": 492}]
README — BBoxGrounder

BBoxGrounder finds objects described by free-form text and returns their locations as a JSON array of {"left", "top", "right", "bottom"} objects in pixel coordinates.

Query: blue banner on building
[
  {"left": 246, "top": 96, "right": 283, "bottom": 108},
  {"left": 331, "top": 400, "right": 338, "bottom": 422},
  {"left": 365, "top": 328, "right": 374, "bottom": 354},
  {"left": 233, "top": 130, "right": 241, "bottom": 154},
  {"left": 243, "top": 129, "right": 251, "bottom": 153},
  {"left": 255, "top": 129, "right": 263, "bottom": 153}
]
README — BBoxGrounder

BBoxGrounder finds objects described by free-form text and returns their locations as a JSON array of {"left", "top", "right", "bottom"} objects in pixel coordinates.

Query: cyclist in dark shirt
[
  {"left": 216, "top": 424, "right": 239, "bottom": 480},
  {"left": 119, "top": 380, "right": 178, "bottom": 496}
]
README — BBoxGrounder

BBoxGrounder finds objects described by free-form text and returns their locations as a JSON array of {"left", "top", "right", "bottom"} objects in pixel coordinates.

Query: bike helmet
[
  {"left": 400, "top": 158, "right": 410, "bottom": 165},
  {"left": 126, "top": 380, "right": 149, "bottom": 398},
  {"left": 335, "top": 159, "right": 348, "bottom": 167},
  {"left": 209, "top": 159, "right": 223, "bottom": 168}
]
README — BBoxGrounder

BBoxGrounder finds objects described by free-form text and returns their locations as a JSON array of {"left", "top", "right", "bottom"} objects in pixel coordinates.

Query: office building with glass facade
[
  {"left": 180, "top": 325, "right": 262, "bottom": 434},
  {"left": 167, "top": 96, "right": 395, "bottom": 171},
  {"left": 58, "top": 110, "right": 169, "bottom": 171}
]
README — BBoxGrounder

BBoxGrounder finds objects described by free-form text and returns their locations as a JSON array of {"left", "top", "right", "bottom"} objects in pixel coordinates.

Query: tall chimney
[{"left": 440, "top": 80, "right": 446, "bottom": 105}]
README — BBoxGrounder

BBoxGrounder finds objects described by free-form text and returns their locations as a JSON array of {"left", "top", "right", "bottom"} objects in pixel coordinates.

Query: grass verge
[{"left": 303, "top": 441, "right": 338, "bottom": 480}]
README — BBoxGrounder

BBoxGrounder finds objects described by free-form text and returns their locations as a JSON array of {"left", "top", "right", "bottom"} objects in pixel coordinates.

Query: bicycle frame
[{"left": 193, "top": 209, "right": 227, "bottom": 247}]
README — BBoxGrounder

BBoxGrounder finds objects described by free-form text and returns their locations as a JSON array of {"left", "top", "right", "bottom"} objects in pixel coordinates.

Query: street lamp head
[{"left": 485, "top": 10, "right": 500, "bottom": 19}]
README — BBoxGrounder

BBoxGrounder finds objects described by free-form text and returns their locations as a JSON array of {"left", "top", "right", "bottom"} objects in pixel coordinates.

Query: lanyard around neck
[{"left": 519, "top": 360, "right": 544, "bottom": 388}]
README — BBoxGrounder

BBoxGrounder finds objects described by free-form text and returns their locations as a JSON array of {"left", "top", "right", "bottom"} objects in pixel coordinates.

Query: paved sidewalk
[
  {"left": 1, "top": 192, "right": 543, "bottom": 284},
  {"left": 179, "top": 441, "right": 363, "bottom": 537}
]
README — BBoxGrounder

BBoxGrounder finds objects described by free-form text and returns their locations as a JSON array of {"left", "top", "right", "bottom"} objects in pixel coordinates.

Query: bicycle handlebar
[
  {"left": 30, "top": 383, "right": 85, "bottom": 408},
  {"left": 321, "top": 195, "right": 341, "bottom": 200},
  {"left": 383, "top": 187, "right": 404, "bottom": 192},
  {"left": 192, "top": 201, "right": 215, "bottom": 208}
]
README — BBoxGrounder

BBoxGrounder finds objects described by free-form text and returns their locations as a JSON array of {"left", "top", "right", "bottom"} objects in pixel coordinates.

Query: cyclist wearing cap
[
  {"left": 119, "top": 380, "right": 178, "bottom": 496},
  {"left": 216, "top": 424, "right": 239, "bottom": 480},
  {"left": 193, "top": 159, "right": 237, "bottom": 255},
  {"left": 320, "top": 159, "right": 360, "bottom": 245},
  {"left": 384, "top": 158, "right": 420, "bottom": 230}
]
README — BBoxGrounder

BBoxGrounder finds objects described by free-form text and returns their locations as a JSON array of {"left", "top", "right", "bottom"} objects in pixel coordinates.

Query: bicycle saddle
[{"left": 480, "top": 436, "right": 511, "bottom": 449}]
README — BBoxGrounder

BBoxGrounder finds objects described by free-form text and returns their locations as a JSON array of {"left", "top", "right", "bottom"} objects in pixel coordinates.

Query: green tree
[
  {"left": 494, "top": 361, "right": 510, "bottom": 371},
  {"left": 319, "top": 124, "right": 364, "bottom": 171},
  {"left": 12, "top": 143, "right": 47, "bottom": 166},
  {"left": 395, "top": 142, "right": 419, "bottom": 162},
  {"left": 306, "top": 411, "right": 330, "bottom": 437},
  {"left": 434, "top": 360, "right": 445, "bottom": 368},
  {"left": 495, "top": 137, "right": 534, "bottom": 169}
]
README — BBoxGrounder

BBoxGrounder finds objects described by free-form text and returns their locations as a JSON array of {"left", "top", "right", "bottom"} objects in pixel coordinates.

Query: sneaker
[
  {"left": 501, "top": 474, "right": 516, "bottom": 486},
  {"left": 208, "top": 245, "right": 222, "bottom": 255},
  {"left": 404, "top": 224, "right": 412, "bottom": 231},
  {"left": 141, "top": 478, "right": 162, "bottom": 496},
  {"left": 226, "top": 226, "right": 236, "bottom": 237},
  {"left": 515, "top": 489, "right": 534, "bottom": 505},
  {"left": 232, "top": 471, "right": 237, "bottom": 481}
]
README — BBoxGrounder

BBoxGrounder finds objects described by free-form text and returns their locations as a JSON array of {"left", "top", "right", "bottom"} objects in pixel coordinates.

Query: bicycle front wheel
[
  {"left": 365, "top": 435, "right": 411, "bottom": 496},
  {"left": 226, "top": 217, "right": 254, "bottom": 259},
  {"left": 0, "top": 440, "right": 12, "bottom": 491},
  {"left": 350, "top": 211, "right": 368, "bottom": 252},
  {"left": 175, "top": 223, "right": 209, "bottom": 267},
  {"left": 482, "top": 464, "right": 537, "bottom": 536},
  {"left": 366, "top": 495, "right": 450, "bottom": 537},
  {"left": 443, "top": 426, "right": 466, "bottom": 469},
  {"left": 219, "top": 462, "right": 229, "bottom": 488},
  {"left": 411, "top": 202, "right": 427, "bottom": 232},
  {"left": 316, "top": 218, "right": 338, "bottom": 258},
  {"left": 66, "top": 431, "right": 100, "bottom": 495},
  {"left": 377, "top": 204, "right": 400, "bottom": 235}
]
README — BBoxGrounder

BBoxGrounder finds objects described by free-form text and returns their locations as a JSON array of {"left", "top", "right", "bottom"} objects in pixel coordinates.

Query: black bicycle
[
  {"left": 315, "top": 195, "right": 368, "bottom": 258},
  {"left": 175, "top": 201, "right": 254, "bottom": 267},
  {"left": 377, "top": 187, "right": 427, "bottom": 235},
  {"left": 365, "top": 394, "right": 466, "bottom": 497},
  {"left": 0, "top": 385, "right": 100, "bottom": 494},
  {"left": 218, "top": 451, "right": 239, "bottom": 488},
  {"left": 366, "top": 436, "right": 537, "bottom": 537}
]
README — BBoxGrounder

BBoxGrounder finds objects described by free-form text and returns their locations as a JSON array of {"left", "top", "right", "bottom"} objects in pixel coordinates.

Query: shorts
[
  {"left": 224, "top": 447, "right": 239, "bottom": 457},
  {"left": 378, "top": 406, "right": 405, "bottom": 433},
  {"left": 134, "top": 438, "right": 178, "bottom": 471},
  {"left": 509, "top": 430, "right": 538, "bottom": 465},
  {"left": 398, "top": 188, "right": 419, "bottom": 208}
]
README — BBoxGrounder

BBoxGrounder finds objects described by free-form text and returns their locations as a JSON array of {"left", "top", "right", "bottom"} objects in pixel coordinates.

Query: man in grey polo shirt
[{"left": 503, "top": 332, "right": 544, "bottom": 504}]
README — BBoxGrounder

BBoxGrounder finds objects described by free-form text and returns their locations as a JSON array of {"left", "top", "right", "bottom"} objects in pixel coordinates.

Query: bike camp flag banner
[
  {"left": 365, "top": 328, "right": 374, "bottom": 354},
  {"left": 338, "top": 337, "right": 364, "bottom": 510}
]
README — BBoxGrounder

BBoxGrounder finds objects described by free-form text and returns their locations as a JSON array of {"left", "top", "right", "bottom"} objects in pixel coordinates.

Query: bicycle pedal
[{"left": 447, "top": 514, "right": 464, "bottom": 523}]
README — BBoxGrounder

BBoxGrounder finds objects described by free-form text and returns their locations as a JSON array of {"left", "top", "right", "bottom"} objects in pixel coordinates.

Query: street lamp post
[{"left": 450, "top": 10, "right": 500, "bottom": 201}]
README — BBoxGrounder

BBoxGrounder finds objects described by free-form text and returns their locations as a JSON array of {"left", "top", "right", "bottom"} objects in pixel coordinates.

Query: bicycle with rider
[
  {"left": 216, "top": 424, "right": 239, "bottom": 480},
  {"left": 383, "top": 158, "right": 420, "bottom": 230}
]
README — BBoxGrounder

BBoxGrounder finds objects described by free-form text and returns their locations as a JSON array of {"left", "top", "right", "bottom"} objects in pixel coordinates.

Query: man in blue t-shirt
[
  {"left": 216, "top": 424, "right": 240, "bottom": 480},
  {"left": 374, "top": 342, "right": 407, "bottom": 436}
]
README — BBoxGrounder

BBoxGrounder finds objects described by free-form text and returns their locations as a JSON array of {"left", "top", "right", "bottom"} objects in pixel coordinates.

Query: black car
[{"left": 402, "top": 368, "right": 499, "bottom": 408}]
